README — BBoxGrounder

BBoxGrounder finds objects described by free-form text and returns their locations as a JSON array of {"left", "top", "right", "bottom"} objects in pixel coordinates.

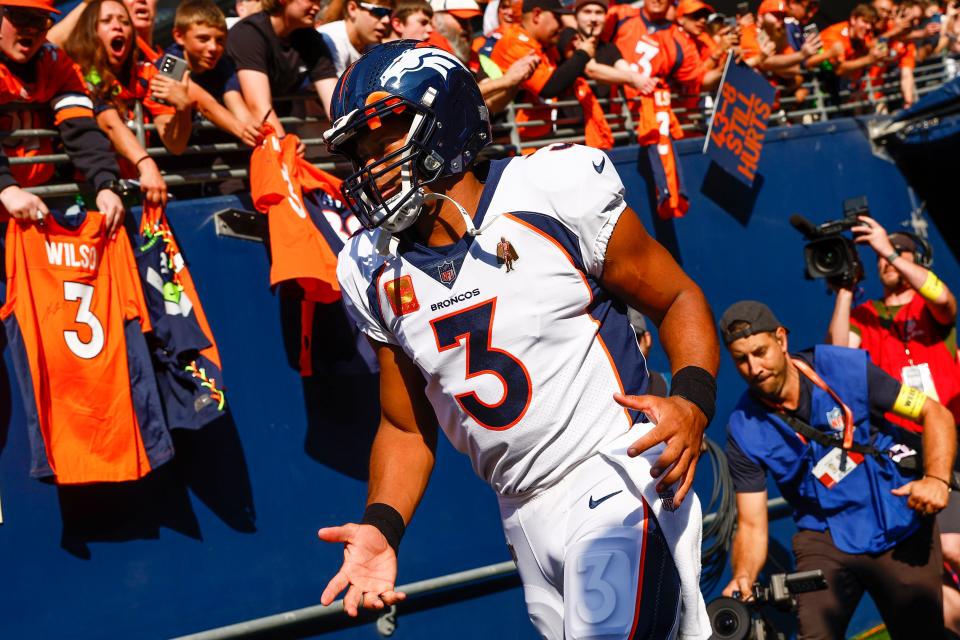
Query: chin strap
[
  {"left": 423, "top": 192, "right": 499, "bottom": 237},
  {"left": 374, "top": 191, "right": 498, "bottom": 256}
]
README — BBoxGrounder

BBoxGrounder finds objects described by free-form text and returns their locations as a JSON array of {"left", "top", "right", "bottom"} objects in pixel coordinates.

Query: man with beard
[
  {"left": 722, "top": 300, "right": 954, "bottom": 639},
  {"left": 426, "top": 0, "right": 482, "bottom": 64}
]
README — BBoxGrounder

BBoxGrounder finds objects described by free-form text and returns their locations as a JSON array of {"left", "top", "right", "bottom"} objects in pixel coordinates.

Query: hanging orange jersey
[
  {"left": 490, "top": 24, "right": 560, "bottom": 140},
  {"left": 0, "top": 43, "right": 96, "bottom": 187},
  {"left": 573, "top": 78, "right": 614, "bottom": 149},
  {"left": 1, "top": 210, "right": 173, "bottom": 484},
  {"left": 250, "top": 127, "right": 344, "bottom": 303},
  {"left": 636, "top": 87, "right": 689, "bottom": 219}
]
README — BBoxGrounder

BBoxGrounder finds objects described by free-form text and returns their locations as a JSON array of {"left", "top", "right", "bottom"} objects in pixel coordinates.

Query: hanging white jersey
[{"left": 337, "top": 144, "right": 652, "bottom": 496}]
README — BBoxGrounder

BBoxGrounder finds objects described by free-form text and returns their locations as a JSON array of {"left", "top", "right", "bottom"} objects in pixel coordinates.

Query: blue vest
[{"left": 728, "top": 345, "right": 918, "bottom": 555}]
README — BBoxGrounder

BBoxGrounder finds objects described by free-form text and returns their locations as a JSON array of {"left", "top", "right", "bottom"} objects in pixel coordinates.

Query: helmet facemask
[{"left": 327, "top": 91, "right": 445, "bottom": 233}]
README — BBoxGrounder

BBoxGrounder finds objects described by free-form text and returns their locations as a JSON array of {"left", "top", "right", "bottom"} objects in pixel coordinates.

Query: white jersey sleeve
[
  {"left": 504, "top": 144, "right": 627, "bottom": 278},
  {"left": 336, "top": 230, "right": 397, "bottom": 346}
]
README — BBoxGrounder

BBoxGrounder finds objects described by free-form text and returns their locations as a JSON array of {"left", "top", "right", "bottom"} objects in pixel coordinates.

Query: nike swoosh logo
[
  {"left": 593, "top": 157, "right": 605, "bottom": 174},
  {"left": 588, "top": 489, "right": 622, "bottom": 509}
]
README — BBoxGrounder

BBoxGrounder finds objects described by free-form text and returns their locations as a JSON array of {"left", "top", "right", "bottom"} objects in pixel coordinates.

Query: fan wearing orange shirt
[
  {"left": 490, "top": 0, "right": 613, "bottom": 146},
  {"left": 871, "top": 0, "right": 918, "bottom": 108},
  {"left": 808, "top": 3, "right": 884, "bottom": 80},
  {"left": 753, "top": 0, "right": 822, "bottom": 103},
  {"left": 603, "top": 0, "right": 705, "bottom": 117},
  {"left": 675, "top": 0, "right": 736, "bottom": 92},
  {"left": 0, "top": 0, "right": 125, "bottom": 232}
]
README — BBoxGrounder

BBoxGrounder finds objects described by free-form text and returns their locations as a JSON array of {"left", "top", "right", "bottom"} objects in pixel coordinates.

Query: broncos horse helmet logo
[{"left": 379, "top": 47, "right": 463, "bottom": 89}]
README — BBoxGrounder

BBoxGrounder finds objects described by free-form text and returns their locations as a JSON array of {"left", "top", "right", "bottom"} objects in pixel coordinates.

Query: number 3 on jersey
[
  {"left": 430, "top": 298, "right": 532, "bottom": 430},
  {"left": 63, "top": 282, "right": 104, "bottom": 359}
]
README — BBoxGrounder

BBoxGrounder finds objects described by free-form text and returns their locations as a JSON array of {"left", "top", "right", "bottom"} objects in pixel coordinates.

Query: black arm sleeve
[
  {"left": 59, "top": 117, "right": 120, "bottom": 193},
  {"left": 727, "top": 434, "right": 768, "bottom": 493},
  {"left": 539, "top": 50, "right": 590, "bottom": 99},
  {"left": 0, "top": 154, "right": 18, "bottom": 193}
]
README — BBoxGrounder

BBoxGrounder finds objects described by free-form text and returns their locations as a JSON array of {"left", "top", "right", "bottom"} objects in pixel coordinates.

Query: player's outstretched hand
[
  {"left": 613, "top": 393, "right": 708, "bottom": 508},
  {"left": 317, "top": 523, "right": 407, "bottom": 617}
]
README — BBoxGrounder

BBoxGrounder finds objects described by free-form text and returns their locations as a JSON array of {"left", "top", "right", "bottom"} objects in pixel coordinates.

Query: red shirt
[{"left": 851, "top": 294, "right": 960, "bottom": 432}]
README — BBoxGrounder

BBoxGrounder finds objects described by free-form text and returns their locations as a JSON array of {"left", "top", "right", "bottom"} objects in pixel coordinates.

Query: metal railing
[
  {"left": 172, "top": 497, "right": 792, "bottom": 640},
  {"left": 0, "top": 55, "right": 953, "bottom": 201}
]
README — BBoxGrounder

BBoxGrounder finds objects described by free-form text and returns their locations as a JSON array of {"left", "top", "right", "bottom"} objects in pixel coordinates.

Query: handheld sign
[{"left": 703, "top": 57, "right": 775, "bottom": 187}]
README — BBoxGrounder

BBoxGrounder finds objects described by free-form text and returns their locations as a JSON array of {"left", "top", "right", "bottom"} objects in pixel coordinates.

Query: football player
[{"left": 317, "top": 41, "right": 718, "bottom": 639}]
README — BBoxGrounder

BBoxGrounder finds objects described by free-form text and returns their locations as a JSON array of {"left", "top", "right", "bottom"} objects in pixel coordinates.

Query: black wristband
[
  {"left": 361, "top": 503, "right": 405, "bottom": 555},
  {"left": 670, "top": 366, "right": 717, "bottom": 426}
]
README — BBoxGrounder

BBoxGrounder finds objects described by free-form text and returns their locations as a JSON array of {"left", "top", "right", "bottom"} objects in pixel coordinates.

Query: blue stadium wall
[{"left": 1, "top": 117, "right": 956, "bottom": 639}]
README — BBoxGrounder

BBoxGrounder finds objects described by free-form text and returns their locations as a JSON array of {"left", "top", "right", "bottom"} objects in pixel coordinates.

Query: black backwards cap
[{"left": 719, "top": 300, "right": 788, "bottom": 345}]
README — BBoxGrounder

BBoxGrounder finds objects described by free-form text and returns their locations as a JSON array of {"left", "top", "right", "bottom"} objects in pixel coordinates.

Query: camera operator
[
  {"left": 720, "top": 300, "right": 955, "bottom": 640},
  {"left": 827, "top": 214, "right": 960, "bottom": 633}
]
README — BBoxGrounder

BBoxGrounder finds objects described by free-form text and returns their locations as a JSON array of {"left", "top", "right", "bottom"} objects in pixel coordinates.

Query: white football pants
[{"left": 498, "top": 425, "right": 712, "bottom": 640}]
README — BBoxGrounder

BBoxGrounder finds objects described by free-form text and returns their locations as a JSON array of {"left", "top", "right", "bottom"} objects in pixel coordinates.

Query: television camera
[
  {"left": 790, "top": 196, "right": 868, "bottom": 290},
  {"left": 707, "top": 569, "right": 828, "bottom": 640}
]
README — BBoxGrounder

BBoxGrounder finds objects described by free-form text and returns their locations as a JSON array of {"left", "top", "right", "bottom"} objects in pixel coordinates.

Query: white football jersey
[{"left": 337, "top": 144, "right": 652, "bottom": 496}]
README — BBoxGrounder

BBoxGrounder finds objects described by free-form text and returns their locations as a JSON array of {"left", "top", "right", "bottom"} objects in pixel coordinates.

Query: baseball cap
[
  {"left": 677, "top": 0, "right": 715, "bottom": 19},
  {"left": 758, "top": 0, "right": 787, "bottom": 16},
  {"left": 719, "top": 300, "right": 787, "bottom": 344},
  {"left": 574, "top": 0, "right": 608, "bottom": 12},
  {"left": 0, "top": 0, "right": 60, "bottom": 14},
  {"left": 431, "top": 0, "right": 482, "bottom": 19},
  {"left": 888, "top": 232, "right": 917, "bottom": 254},
  {"left": 522, "top": 0, "right": 574, "bottom": 15}
]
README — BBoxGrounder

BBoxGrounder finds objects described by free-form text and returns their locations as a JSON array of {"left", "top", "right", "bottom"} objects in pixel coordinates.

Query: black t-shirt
[
  {"left": 556, "top": 28, "right": 624, "bottom": 101},
  {"left": 226, "top": 12, "right": 336, "bottom": 110},
  {"left": 592, "top": 41, "right": 623, "bottom": 101},
  {"left": 726, "top": 349, "right": 903, "bottom": 493}
]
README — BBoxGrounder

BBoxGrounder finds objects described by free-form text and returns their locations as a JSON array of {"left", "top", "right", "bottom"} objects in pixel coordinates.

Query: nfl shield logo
[
  {"left": 826, "top": 406, "right": 844, "bottom": 431},
  {"left": 438, "top": 260, "right": 456, "bottom": 284}
]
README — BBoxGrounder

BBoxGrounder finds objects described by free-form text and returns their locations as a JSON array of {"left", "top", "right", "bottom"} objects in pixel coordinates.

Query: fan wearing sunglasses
[
  {"left": 0, "top": 0, "right": 125, "bottom": 233},
  {"left": 317, "top": 0, "right": 393, "bottom": 77}
]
